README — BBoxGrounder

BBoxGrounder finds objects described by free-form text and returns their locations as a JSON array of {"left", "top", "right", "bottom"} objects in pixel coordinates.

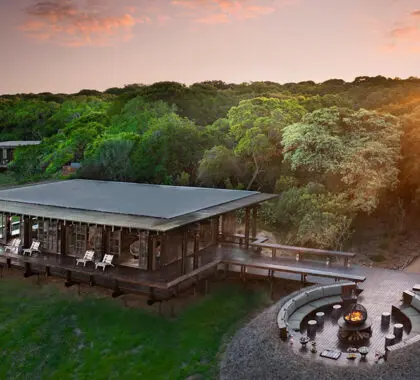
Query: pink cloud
[
  {"left": 384, "top": 9, "right": 420, "bottom": 52},
  {"left": 19, "top": 0, "right": 145, "bottom": 47},
  {"left": 172, "top": 0, "right": 277, "bottom": 24}
]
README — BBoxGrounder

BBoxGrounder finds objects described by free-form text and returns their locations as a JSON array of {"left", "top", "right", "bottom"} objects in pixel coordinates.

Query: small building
[
  {"left": 0, "top": 141, "right": 41, "bottom": 168},
  {"left": 0, "top": 179, "right": 277, "bottom": 297}
]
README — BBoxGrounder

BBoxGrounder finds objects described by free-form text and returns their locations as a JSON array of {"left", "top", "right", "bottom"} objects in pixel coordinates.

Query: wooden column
[
  {"left": 251, "top": 206, "right": 258, "bottom": 239},
  {"left": 160, "top": 232, "right": 166, "bottom": 266},
  {"left": 181, "top": 229, "right": 188, "bottom": 275},
  {"left": 22, "top": 216, "right": 31, "bottom": 248},
  {"left": 147, "top": 231, "right": 154, "bottom": 271},
  {"left": 244, "top": 207, "right": 250, "bottom": 249},
  {"left": 60, "top": 221, "right": 67, "bottom": 255},
  {"left": 193, "top": 228, "right": 200, "bottom": 270}
]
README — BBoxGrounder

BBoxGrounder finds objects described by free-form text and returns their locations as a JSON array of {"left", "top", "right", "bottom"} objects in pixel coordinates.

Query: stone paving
[{"left": 220, "top": 266, "right": 420, "bottom": 379}]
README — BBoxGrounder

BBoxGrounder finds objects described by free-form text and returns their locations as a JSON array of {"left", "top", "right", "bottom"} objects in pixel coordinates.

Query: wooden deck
[
  {"left": 2, "top": 243, "right": 418, "bottom": 301},
  {"left": 0, "top": 248, "right": 222, "bottom": 296}
]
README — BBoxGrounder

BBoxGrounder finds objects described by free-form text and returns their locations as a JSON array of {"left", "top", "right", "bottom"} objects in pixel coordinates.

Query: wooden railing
[{"left": 250, "top": 239, "right": 355, "bottom": 267}]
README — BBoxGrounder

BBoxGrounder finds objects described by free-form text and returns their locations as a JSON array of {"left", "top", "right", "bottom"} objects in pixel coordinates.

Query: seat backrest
[
  {"left": 8, "top": 238, "right": 16, "bottom": 247},
  {"left": 85, "top": 250, "right": 95, "bottom": 260},
  {"left": 31, "top": 241, "right": 40, "bottom": 250},
  {"left": 103, "top": 254, "right": 114, "bottom": 264},
  {"left": 14, "top": 238, "right": 22, "bottom": 247}
]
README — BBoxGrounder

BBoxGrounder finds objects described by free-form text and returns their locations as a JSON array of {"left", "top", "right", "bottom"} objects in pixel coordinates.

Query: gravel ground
[{"left": 220, "top": 287, "right": 420, "bottom": 380}]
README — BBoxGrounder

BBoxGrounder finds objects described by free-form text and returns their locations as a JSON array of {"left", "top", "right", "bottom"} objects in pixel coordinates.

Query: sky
[{"left": 0, "top": 0, "right": 419, "bottom": 94}]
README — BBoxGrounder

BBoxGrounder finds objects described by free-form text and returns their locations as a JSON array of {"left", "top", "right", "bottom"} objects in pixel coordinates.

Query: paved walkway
[{"left": 220, "top": 265, "right": 420, "bottom": 380}]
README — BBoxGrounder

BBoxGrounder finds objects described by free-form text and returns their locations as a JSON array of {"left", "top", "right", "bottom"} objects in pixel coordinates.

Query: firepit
[
  {"left": 344, "top": 304, "right": 368, "bottom": 325},
  {"left": 338, "top": 303, "right": 372, "bottom": 342}
]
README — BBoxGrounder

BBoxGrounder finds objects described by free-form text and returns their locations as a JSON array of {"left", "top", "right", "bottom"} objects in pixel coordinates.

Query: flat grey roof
[
  {"left": 0, "top": 179, "right": 261, "bottom": 219},
  {"left": 0, "top": 141, "right": 41, "bottom": 148}
]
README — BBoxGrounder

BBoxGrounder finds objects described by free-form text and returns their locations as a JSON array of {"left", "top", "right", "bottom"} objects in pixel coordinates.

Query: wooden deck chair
[
  {"left": 76, "top": 250, "right": 95, "bottom": 267},
  {"left": 22, "top": 240, "right": 41, "bottom": 256},
  {"left": 95, "top": 254, "right": 115, "bottom": 271},
  {"left": 4, "top": 238, "right": 21, "bottom": 254}
]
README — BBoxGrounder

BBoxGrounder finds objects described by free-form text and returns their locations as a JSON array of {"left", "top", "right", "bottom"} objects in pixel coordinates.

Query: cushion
[
  {"left": 293, "top": 295, "right": 307, "bottom": 309},
  {"left": 322, "top": 285, "right": 341, "bottom": 297},
  {"left": 402, "top": 307, "right": 420, "bottom": 318},
  {"left": 305, "top": 288, "right": 323, "bottom": 303},
  {"left": 309, "top": 299, "right": 331, "bottom": 309},
  {"left": 411, "top": 296, "right": 420, "bottom": 312},
  {"left": 295, "top": 304, "right": 315, "bottom": 317},
  {"left": 326, "top": 295, "right": 342, "bottom": 305}
]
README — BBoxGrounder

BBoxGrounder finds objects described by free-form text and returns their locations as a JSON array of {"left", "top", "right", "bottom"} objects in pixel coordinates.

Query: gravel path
[{"left": 220, "top": 287, "right": 420, "bottom": 380}]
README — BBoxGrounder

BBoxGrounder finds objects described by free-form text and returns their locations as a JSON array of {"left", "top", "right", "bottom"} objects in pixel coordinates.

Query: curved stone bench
[
  {"left": 392, "top": 290, "right": 420, "bottom": 335},
  {"left": 277, "top": 281, "right": 356, "bottom": 340}
]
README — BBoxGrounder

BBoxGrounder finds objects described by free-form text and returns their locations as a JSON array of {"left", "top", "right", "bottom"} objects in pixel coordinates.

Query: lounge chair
[
  {"left": 76, "top": 250, "right": 95, "bottom": 267},
  {"left": 4, "top": 238, "right": 21, "bottom": 254},
  {"left": 95, "top": 254, "right": 115, "bottom": 271},
  {"left": 22, "top": 240, "right": 41, "bottom": 256}
]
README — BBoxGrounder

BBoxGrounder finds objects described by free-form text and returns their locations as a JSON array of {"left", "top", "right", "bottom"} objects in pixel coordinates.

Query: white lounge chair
[
  {"left": 4, "top": 238, "right": 21, "bottom": 254},
  {"left": 95, "top": 254, "right": 115, "bottom": 271},
  {"left": 76, "top": 250, "right": 95, "bottom": 267},
  {"left": 22, "top": 240, "right": 41, "bottom": 256}
]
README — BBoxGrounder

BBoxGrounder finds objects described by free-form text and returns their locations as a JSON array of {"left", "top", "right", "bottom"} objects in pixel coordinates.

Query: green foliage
[
  {"left": 198, "top": 145, "right": 240, "bottom": 187},
  {"left": 109, "top": 97, "right": 175, "bottom": 135},
  {"left": 0, "top": 279, "right": 267, "bottom": 379},
  {"left": 130, "top": 114, "right": 210, "bottom": 183},
  {"left": 82, "top": 133, "right": 140, "bottom": 181},
  {"left": 282, "top": 107, "right": 402, "bottom": 213}
]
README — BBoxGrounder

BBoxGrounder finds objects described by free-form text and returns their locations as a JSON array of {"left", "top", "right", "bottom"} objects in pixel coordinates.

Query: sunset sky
[{"left": 0, "top": 0, "right": 419, "bottom": 94}]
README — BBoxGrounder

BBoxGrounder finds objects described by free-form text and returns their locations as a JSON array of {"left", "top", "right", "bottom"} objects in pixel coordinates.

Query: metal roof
[
  {"left": 0, "top": 141, "right": 41, "bottom": 148},
  {"left": 0, "top": 180, "right": 278, "bottom": 231}
]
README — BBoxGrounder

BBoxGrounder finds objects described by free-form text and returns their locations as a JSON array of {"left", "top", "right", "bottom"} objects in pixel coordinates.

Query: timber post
[
  {"left": 251, "top": 206, "right": 258, "bottom": 239},
  {"left": 244, "top": 207, "right": 250, "bottom": 249}
]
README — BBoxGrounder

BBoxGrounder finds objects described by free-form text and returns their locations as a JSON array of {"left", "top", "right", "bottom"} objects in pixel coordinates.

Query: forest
[{"left": 2, "top": 76, "right": 420, "bottom": 261}]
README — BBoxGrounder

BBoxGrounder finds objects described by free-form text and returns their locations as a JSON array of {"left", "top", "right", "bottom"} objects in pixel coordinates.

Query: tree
[
  {"left": 131, "top": 114, "right": 210, "bottom": 184},
  {"left": 226, "top": 97, "right": 306, "bottom": 189},
  {"left": 198, "top": 146, "right": 240, "bottom": 187},
  {"left": 282, "top": 107, "right": 402, "bottom": 213}
]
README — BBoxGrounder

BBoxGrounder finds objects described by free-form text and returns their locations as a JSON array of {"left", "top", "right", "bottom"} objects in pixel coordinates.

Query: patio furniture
[
  {"left": 381, "top": 312, "right": 391, "bottom": 327},
  {"left": 277, "top": 282, "right": 357, "bottom": 339},
  {"left": 413, "top": 284, "right": 420, "bottom": 292},
  {"left": 394, "top": 323, "right": 404, "bottom": 340},
  {"left": 332, "top": 304, "right": 342, "bottom": 318},
  {"left": 4, "top": 238, "right": 21, "bottom": 254},
  {"left": 307, "top": 320, "right": 317, "bottom": 338},
  {"left": 95, "top": 254, "right": 115, "bottom": 271},
  {"left": 316, "top": 311, "right": 325, "bottom": 326},
  {"left": 385, "top": 334, "right": 395, "bottom": 348},
  {"left": 76, "top": 250, "right": 95, "bottom": 267},
  {"left": 22, "top": 240, "right": 41, "bottom": 256}
]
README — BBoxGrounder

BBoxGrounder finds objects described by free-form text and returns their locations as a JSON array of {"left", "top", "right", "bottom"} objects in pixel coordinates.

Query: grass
[
  {"left": 0, "top": 172, "right": 16, "bottom": 187},
  {"left": 0, "top": 278, "right": 268, "bottom": 380}
]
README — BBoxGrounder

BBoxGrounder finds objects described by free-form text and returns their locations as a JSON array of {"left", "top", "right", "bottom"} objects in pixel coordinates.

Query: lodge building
[{"left": 0, "top": 179, "right": 277, "bottom": 297}]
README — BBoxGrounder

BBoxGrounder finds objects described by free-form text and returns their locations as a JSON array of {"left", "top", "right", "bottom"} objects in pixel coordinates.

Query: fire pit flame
[
  {"left": 344, "top": 311, "right": 364, "bottom": 323},
  {"left": 343, "top": 303, "right": 368, "bottom": 325}
]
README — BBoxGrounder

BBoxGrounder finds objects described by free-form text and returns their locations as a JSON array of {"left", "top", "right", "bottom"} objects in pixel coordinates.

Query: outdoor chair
[
  {"left": 22, "top": 240, "right": 41, "bottom": 256},
  {"left": 4, "top": 238, "right": 21, "bottom": 254},
  {"left": 76, "top": 250, "right": 95, "bottom": 267},
  {"left": 95, "top": 254, "right": 115, "bottom": 271}
]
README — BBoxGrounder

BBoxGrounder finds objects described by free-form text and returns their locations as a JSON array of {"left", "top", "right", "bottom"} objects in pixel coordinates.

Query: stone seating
[
  {"left": 385, "top": 334, "right": 420, "bottom": 360},
  {"left": 392, "top": 290, "right": 420, "bottom": 335},
  {"left": 277, "top": 281, "right": 357, "bottom": 340}
]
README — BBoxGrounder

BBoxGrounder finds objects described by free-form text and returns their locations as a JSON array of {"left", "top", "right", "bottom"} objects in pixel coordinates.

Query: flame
[{"left": 345, "top": 311, "right": 364, "bottom": 322}]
